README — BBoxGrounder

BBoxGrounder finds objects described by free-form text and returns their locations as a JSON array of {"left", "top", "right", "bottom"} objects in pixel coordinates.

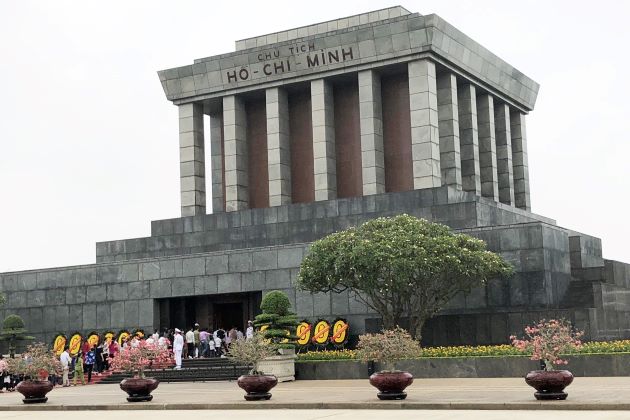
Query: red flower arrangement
[{"left": 110, "top": 339, "right": 173, "bottom": 378}]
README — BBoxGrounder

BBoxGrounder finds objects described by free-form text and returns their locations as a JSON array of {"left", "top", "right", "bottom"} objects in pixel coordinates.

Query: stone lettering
[
  {"left": 225, "top": 45, "right": 358, "bottom": 84},
  {"left": 307, "top": 54, "right": 319, "bottom": 68},
  {"left": 227, "top": 70, "right": 238, "bottom": 83}
]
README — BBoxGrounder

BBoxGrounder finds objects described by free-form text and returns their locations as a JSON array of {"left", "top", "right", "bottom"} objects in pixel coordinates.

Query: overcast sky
[{"left": 0, "top": 0, "right": 628, "bottom": 273}]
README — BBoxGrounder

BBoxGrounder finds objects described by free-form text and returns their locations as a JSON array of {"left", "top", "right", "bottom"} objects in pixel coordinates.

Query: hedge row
[{"left": 296, "top": 340, "right": 630, "bottom": 361}]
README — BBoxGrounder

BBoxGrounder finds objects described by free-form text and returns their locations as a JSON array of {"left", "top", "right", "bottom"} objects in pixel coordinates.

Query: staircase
[{"left": 97, "top": 358, "right": 251, "bottom": 384}]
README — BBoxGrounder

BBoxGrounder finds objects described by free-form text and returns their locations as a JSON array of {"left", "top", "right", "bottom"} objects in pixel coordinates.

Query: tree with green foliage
[
  {"left": 0, "top": 314, "right": 34, "bottom": 357},
  {"left": 254, "top": 290, "right": 299, "bottom": 349},
  {"left": 297, "top": 215, "right": 513, "bottom": 340}
]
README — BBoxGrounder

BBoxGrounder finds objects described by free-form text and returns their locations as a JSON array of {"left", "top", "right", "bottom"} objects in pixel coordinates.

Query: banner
[
  {"left": 330, "top": 318, "right": 349, "bottom": 346},
  {"left": 52, "top": 334, "right": 66, "bottom": 356},
  {"left": 117, "top": 330, "right": 131, "bottom": 346},
  {"left": 311, "top": 319, "right": 331, "bottom": 345},
  {"left": 68, "top": 332, "right": 83, "bottom": 356},
  {"left": 87, "top": 332, "right": 100, "bottom": 348},
  {"left": 296, "top": 320, "right": 312, "bottom": 346}
]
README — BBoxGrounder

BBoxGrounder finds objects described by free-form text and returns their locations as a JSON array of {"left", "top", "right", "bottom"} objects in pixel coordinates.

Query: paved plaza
[
  {"left": 1, "top": 378, "right": 630, "bottom": 411},
  {"left": 2, "top": 410, "right": 630, "bottom": 420}
]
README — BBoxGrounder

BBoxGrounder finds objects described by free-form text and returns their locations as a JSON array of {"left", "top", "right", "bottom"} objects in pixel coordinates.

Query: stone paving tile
[{"left": 1, "top": 378, "right": 630, "bottom": 411}]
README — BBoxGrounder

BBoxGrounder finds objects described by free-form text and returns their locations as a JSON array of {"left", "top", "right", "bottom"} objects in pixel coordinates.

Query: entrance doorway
[
  {"left": 213, "top": 302, "right": 243, "bottom": 331},
  {"left": 157, "top": 291, "right": 262, "bottom": 332}
]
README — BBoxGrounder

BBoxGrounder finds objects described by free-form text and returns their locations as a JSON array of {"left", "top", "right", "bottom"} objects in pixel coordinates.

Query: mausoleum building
[{"left": 2, "top": 7, "right": 630, "bottom": 347}]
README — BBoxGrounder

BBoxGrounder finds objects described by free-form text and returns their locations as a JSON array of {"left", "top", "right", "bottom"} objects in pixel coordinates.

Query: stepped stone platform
[{"left": 98, "top": 358, "right": 250, "bottom": 384}]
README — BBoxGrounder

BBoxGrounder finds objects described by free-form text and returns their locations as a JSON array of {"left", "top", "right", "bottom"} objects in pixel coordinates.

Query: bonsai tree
[
  {"left": 6, "top": 342, "right": 61, "bottom": 380},
  {"left": 227, "top": 332, "right": 278, "bottom": 374},
  {"left": 511, "top": 319, "right": 584, "bottom": 371},
  {"left": 0, "top": 314, "right": 34, "bottom": 357},
  {"left": 297, "top": 214, "right": 513, "bottom": 340},
  {"left": 254, "top": 290, "right": 299, "bottom": 349},
  {"left": 356, "top": 327, "right": 421, "bottom": 372}
]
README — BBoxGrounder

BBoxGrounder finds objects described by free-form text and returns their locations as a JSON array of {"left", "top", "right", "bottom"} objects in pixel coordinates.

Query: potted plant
[
  {"left": 254, "top": 290, "right": 299, "bottom": 381},
  {"left": 356, "top": 327, "right": 421, "bottom": 400},
  {"left": 5, "top": 342, "right": 61, "bottom": 404},
  {"left": 511, "top": 319, "right": 583, "bottom": 400},
  {"left": 110, "top": 339, "right": 173, "bottom": 402},
  {"left": 228, "top": 333, "right": 279, "bottom": 401}
]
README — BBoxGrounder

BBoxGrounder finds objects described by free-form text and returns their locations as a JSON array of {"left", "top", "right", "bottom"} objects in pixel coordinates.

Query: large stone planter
[
  {"left": 119, "top": 377, "right": 160, "bottom": 402},
  {"left": 257, "top": 354, "right": 296, "bottom": 382},
  {"left": 237, "top": 374, "right": 278, "bottom": 401},
  {"left": 524, "top": 370, "right": 574, "bottom": 400},
  {"left": 369, "top": 371, "right": 414, "bottom": 400},
  {"left": 16, "top": 380, "right": 54, "bottom": 404}
]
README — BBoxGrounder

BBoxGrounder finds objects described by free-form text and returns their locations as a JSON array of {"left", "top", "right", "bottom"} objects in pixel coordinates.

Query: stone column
[
  {"left": 209, "top": 113, "right": 224, "bottom": 212},
  {"left": 266, "top": 87, "right": 291, "bottom": 206},
  {"left": 408, "top": 60, "right": 441, "bottom": 189},
  {"left": 311, "top": 79, "right": 336, "bottom": 201},
  {"left": 494, "top": 103, "right": 515, "bottom": 205},
  {"left": 457, "top": 83, "right": 481, "bottom": 194},
  {"left": 178, "top": 103, "right": 206, "bottom": 217},
  {"left": 510, "top": 110, "right": 532, "bottom": 211},
  {"left": 223, "top": 95, "right": 248, "bottom": 211},
  {"left": 436, "top": 73, "right": 462, "bottom": 189},
  {"left": 358, "top": 70, "right": 385, "bottom": 195},
  {"left": 476, "top": 94, "right": 499, "bottom": 200}
]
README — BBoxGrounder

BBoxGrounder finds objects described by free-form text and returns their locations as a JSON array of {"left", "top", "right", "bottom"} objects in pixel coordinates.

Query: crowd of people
[
  {"left": 0, "top": 321, "right": 256, "bottom": 389},
  {"left": 170, "top": 321, "right": 255, "bottom": 369}
]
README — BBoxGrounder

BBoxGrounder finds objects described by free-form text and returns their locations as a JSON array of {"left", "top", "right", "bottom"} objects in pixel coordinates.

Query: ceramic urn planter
[
  {"left": 525, "top": 370, "right": 574, "bottom": 400},
  {"left": 119, "top": 377, "right": 160, "bottom": 402},
  {"left": 16, "top": 380, "right": 54, "bottom": 404},
  {"left": 369, "top": 371, "right": 414, "bottom": 400},
  {"left": 237, "top": 374, "right": 278, "bottom": 401}
]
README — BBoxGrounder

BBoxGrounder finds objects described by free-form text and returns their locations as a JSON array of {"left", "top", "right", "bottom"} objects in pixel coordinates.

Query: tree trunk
[{"left": 408, "top": 316, "right": 425, "bottom": 342}]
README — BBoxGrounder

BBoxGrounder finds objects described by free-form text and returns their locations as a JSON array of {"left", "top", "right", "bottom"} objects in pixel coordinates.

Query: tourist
[
  {"left": 59, "top": 346, "right": 71, "bottom": 387},
  {"left": 199, "top": 328, "right": 209, "bottom": 358},
  {"left": 158, "top": 332, "right": 168, "bottom": 348},
  {"left": 194, "top": 323, "right": 201, "bottom": 358},
  {"left": 101, "top": 340, "right": 110, "bottom": 371},
  {"left": 173, "top": 328, "right": 184, "bottom": 369},
  {"left": 185, "top": 327, "right": 195, "bottom": 359},
  {"left": 236, "top": 328, "right": 244, "bottom": 340},
  {"left": 94, "top": 342, "right": 104, "bottom": 374},
  {"left": 228, "top": 327, "right": 237, "bottom": 348},
  {"left": 84, "top": 346, "right": 96, "bottom": 383},
  {"left": 109, "top": 338, "right": 119, "bottom": 362},
  {"left": 246, "top": 321, "right": 254, "bottom": 340},
  {"left": 214, "top": 332, "right": 224, "bottom": 356},
  {"left": 73, "top": 352, "right": 85, "bottom": 386},
  {"left": 208, "top": 331, "right": 216, "bottom": 357},
  {"left": 151, "top": 329, "right": 160, "bottom": 342}
]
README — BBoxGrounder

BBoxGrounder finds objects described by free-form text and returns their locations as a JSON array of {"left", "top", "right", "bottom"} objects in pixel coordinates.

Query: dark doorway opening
[
  {"left": 214, "top": 302, "right": 243, "bottom": 331},
  {"left": 157, "top": 291, "right": 261, "bottom": 333}
]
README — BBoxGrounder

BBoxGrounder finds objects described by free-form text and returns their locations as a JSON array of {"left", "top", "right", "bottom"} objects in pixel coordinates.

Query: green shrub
[
  {"left": 260, "top": 291, "right": 292, "bottom": 316},
  {"left": 255, "top": 290, "right": 298, "bottom": 349},
  {"left": 2, "top": 314, "right": 25, "bottom": 332}
]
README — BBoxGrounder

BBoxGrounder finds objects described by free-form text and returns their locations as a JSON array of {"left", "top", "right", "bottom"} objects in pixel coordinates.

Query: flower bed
[{"left": 296, "top": 340, "right": 630, "bottom": 361}]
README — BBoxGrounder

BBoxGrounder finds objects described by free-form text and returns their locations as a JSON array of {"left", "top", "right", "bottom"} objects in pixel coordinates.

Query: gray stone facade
[{"left": 2, "top": 187, "right": 630, "bottom": 347}]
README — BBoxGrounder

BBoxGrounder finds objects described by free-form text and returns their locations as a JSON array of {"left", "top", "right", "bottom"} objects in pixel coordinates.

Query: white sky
[{"left": 0, "top": 0, "right": 628, "bottom": 273}]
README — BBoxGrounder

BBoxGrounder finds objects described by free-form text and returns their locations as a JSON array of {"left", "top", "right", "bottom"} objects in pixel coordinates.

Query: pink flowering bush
[
  {"left": 356, "top": 327, "right": 421, "bottom": 372},
  {"left": 110, "top": 339, "right": 173, "bottom": 378},
  {"left": 510, "top": 319, "right": 583, "bottom": 371},
  {"left": 5, "top": 342, "right": 61, "bottom": 379}
]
